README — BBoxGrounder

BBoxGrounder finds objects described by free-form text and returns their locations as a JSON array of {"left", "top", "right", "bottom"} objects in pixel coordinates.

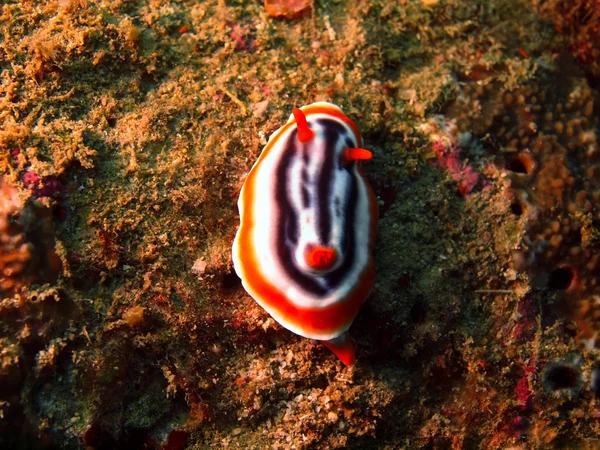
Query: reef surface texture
[{"left": 1, "top": 0, "right": 599, "bottom": 448}]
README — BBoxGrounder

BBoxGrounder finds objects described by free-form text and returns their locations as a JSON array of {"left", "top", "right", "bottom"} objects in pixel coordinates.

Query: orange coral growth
[
  {"left": 122, "top": 306, "right": 145, "bottom": 326},
  {"left": 264, "top": 0, "right": 312, "bottom": 19}
]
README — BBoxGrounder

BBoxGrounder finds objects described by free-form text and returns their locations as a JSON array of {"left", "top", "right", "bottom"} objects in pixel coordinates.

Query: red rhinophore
[
  {"left": 344, "top": 148, "right": 373, "bottom": 162},
  {"left": 292, "top": 107, "right": 315, "bottom": 142}
]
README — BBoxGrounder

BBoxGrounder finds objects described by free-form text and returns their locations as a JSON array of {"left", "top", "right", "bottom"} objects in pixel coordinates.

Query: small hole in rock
[
  {"left": 510, "top": 202, "right": 523, "bottom": 216},
  {"left": 164, "top": 430, "right": 190, "bottom": 450},
  {"left": 121, "top": 428, "right": 151, "bottom": 449},
  {"left": 591, "top": 367, "right": 600, "bottom": 397},
  {"left": 505, "top": 153, "right": 535, "bottom": 175},
  {"left": 83, "top": 423, "right": 116, "bottom": 448},
  {"left": 409, "top": 301, "right": 427, "bottom": 324},
  {"left": 221, "top": 270, "right": 241, "bottom": 290},
  {"left": 505, "top": 155, "right": 527, "bottom": 173},
  {"left": 547, "top": 267, "right": 574, "bottom": 290},
  {"left": 544, "top": 365, "right": 579, "bottom": 390}
]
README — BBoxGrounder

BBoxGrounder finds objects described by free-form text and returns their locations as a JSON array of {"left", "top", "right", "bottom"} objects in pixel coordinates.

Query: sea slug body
[{"left": 232, "top": 102, "right": 378, "bottom": 365}]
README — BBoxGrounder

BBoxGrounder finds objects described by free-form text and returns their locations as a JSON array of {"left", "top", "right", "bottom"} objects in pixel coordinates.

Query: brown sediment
[{"left": 1, "top": 0, "right": 600, "bottom": 448}]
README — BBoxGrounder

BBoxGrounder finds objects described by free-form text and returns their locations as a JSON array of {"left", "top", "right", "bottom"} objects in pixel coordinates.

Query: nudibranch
[{"left": 232, "top": 102, "right": 377, "bottom": 365}]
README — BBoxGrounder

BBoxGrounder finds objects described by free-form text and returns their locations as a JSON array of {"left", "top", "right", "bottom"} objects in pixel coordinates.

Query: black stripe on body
[
  {"left": 316, "top": 121, "right": 338, "bottom": 243},
  {"left": 301, "top": 148, "right": 310, "bottom": 208},
  {"left": 275, "top": 129, "right": 327, "bottom": 296},
  {"left": 274, "top": 119, "right": 366, "bottom": 298},
  {"left": 344, "top": 137, "right": 354, "bottom": 150},
  {"left": 301, "top": 186, "right": 310, "bottom": 208}
]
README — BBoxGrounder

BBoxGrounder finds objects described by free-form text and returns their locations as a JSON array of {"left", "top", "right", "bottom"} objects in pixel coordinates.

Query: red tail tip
[
  {"left": 322, "top": 333, "right": 356, "bottom": 366},
  {"left": 292, "top": 107, "right": 315, "bottom": 143},
  {"left": 344, "top": 148, "right": 373, "bottom": 162}
]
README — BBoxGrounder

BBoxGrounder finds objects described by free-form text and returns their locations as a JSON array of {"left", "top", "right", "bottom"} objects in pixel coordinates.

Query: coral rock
[
  {"left": 0, "top": 178, "right": 60, "bottom": 298},
  {"left": 264, "top": 0, "right": 312, "bottom": 19}
]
